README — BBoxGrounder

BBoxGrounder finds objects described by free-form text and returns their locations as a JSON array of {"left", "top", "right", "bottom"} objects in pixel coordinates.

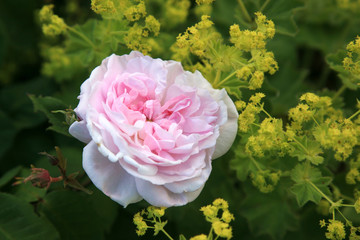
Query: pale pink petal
[
  {"left": 83, "top": 141, "right": 142, "bottom": 207},
  {"left": 135, "top": 178, "right": 204, "bottom": 207},
  {"left": 69, "top": 120, "right": 91, "bottom": 143},
  {"left": 164, "top": 156, "right": 212, "bottom": 193}
]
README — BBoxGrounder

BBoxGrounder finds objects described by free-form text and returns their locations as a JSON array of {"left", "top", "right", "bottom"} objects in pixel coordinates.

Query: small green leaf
[
  {"left": 0, "top": 193, "right": 60, "bottom": 240},
  {"left": 290, "top": 163, "right": 332, "bottom": 207},
  {"left": 29, "top": 95, "right": 70, "bottom": 136},
  {"left": 291, "top": 137, "right": 324, "bottom": 165}
]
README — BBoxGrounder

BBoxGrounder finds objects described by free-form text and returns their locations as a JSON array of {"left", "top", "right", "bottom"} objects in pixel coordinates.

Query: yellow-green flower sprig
[
  {"left": 123, "top": 1, "right": 161, "bottom": 55},
  {"left": 39, "top": 5, "right": 67, "bottom": 37},
  {"left": 200, "top": 198, "right": 234, "bottom": 239},
  {"left": 343, "top": 36, "right": 360, "bottom": 88},
  {"left": 320, "top": 219, "right": 346, "bottom": 240},
  {"left": 133, "top": 206, "right": 171, "bottom": 238}
]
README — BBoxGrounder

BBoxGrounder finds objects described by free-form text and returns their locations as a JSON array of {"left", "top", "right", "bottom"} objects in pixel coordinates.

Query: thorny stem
[{"left": 237, "top": 0, "right": 252, "bottom": 23}]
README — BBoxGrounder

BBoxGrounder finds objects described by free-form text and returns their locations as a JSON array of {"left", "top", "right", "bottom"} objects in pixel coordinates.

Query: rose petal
[
  {"left": 135, "top": 178, "right": 204, "bottom": 207},
  {"left": 69, "top": 120, "right": 91, "bottom": 143},
  {"left": 83, "top": 141, "right": 142, "bottom": 207}
]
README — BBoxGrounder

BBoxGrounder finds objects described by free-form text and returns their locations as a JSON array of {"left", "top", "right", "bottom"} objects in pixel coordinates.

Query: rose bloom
[{"left": 69, "top": 51, "right": 238, "bottom": 207}]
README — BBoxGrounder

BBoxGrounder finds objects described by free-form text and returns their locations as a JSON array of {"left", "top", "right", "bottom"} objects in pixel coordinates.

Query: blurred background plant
[{"left": 0, "top": 0, "right": 360, "bottom": 239}]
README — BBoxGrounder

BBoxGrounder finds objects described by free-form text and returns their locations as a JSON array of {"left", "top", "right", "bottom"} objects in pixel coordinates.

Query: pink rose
[{"left": 69, "top": 51, "right": 238, "bottom": 207}]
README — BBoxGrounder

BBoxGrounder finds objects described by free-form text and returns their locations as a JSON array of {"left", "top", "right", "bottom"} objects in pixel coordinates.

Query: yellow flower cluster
[
  {"left": 172, "top": 15, "right": 219, "bottom": 60},
  {"left": 39, "top": 5, "right": 67, "bottom": 37},
  {"left": 343, "top": 36, "right": 360, "bottom": 88},
  {"left": 133, "top": 212, "right": 148, "bottom": 236},
  {"left": 196, "top": 0, "right": 215, "bottom": 5},
  {"left": 314, "top": 119, "right": 358, "bottom": 161},
  {"left": 124, "top": 2, "right": 161, "bottom": 55},
  {"left": 124, "top": 1, "right": 146, "bottom": 22},
  {"left": 237, "top": 93, "right": 265, "bottom": 133},
  {"left": 91, "top": 0, "right": 116, "bottom": 15},
  {"left": 323, "top": 220, "right": 346, "bottom": 240},
  {"left": 286, "top": 92, "right": 360, "bottom": 162},
  {"left": 200, "top": 198, "right": 234, "bottom": 239},
  {"left": 228, "top": 13, "right": 278, "bottom": 90},
  {"left": 250, "top": 170, "right": 281, "bottom": 193},
  {"left": 288, "top": 93, "right": 333, "bottom": 134},
  {"left": 229, "top": 12, "right": 274, "bottom": 52},
  {"left": 133, "top": 206, "right": 167, "bottom": 237},
  {"left": 354, "top": 197, "right": 360, "bottom": 213},
  {"left": 246, "top": 118, "right": 290, "bottom": 158},
  {"left": 346, "top": 154, "right": 360, "bottom": 184}
]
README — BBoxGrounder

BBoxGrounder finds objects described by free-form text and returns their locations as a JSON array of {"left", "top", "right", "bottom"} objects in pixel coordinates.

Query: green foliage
[
  {"left": 290, "top": 163, "right": 332, "bottom": 207},
  {"left": 0, "top": 193, "right": 60, "bottom": 240},
  {"left": 29, "top": 95, "right": 70, "bottom": 136},
  {"left": 38, "top": 190, "right": 107, "bottom": 240},
  {"left": 241, "top": 182, "right": 299, "bottom": 239}
]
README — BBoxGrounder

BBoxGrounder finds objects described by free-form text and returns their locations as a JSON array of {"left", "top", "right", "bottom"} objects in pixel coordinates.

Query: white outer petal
[
  {"left": 135, "top": 178, "right": 204, "bottom": 207},
  {"left": 68, "top": 120, "right": 91, "bottom": 143},
  {"left": 164, "top": 151, "right": 212, "bottom": 194},
  {"left": 83, "top": 141, "right": 142, "bottom": 207}
]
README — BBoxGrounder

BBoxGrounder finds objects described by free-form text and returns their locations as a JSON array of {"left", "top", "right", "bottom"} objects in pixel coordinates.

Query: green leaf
[
  {"left": 291, "top": 137, "right": 324, "bottom": 165},
  {"left": 88, "top": 186, "right": 119, "bottom": 233},
  {"left": 230, "top": 146, "right": 260, "bottom": 181},
  {"left": 241, "top": 182, "right": 299, "bottom": 239},
  {"left": 0, "top": 77, "right": 55, "bottom": 129},
  {"left": 66, "top": 20, "right": 97, "bottom": 66},
  {"left": 290, "top": 163, "right": 332, "bottom": 207},
  {"left": 38, "top": 190, "right": 105, "bottom": 240},
  {"left": 258, "top": 0, "right": 304, "bottom": 36},
  {"left": 0, "top": 165, "right": 21, "bottom": 189},
  {"left": 29, "top": 95, "right": 70, "bottom": 136},
  {"left": 0, "top": 193, "right": 60, "bottom": 240}
]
